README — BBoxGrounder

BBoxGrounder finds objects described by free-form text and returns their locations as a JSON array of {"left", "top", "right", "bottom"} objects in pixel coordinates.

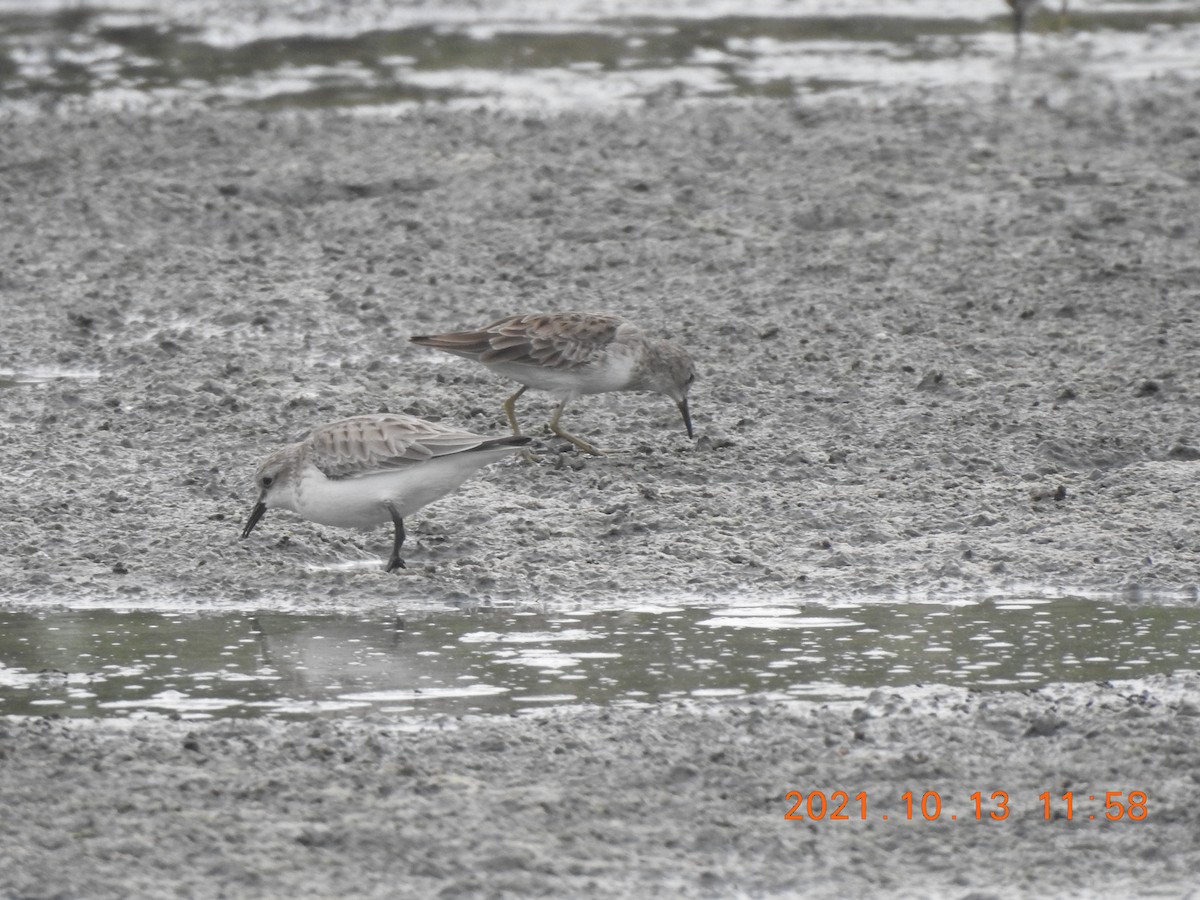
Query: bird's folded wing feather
[
  {"left": 415, "top": 313, "right": 625, "bottom": 370},
  {"left": 484, "top": 313, "right": 624, "bottom": 369},
  {"left": 308, "top": 415, "right": 488, "bottom": 479}
]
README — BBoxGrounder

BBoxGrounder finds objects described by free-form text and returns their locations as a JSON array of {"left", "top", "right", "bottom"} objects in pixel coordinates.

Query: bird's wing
[
  {"left": 306, "top": 414, "right": 491, "bottom": 479},
  {"left": 412, "top": 312, "right": 627, "bottom": 371}
]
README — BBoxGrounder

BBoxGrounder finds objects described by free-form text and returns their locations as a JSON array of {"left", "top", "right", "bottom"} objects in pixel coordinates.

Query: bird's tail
[
  {"left": 473, "top": 435, "right": 533, "bottom": 453},
  {"left": 410, "top": 332, "right": 493, "bottom": 359}
]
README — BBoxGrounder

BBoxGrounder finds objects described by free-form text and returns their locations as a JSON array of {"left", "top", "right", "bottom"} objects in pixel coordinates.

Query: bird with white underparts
[
  {"left": 410, "top": 312, "right": 696, "bottom": 457},
  {"left": 241, "top": 413, "right": 530, "bottom": 572}
]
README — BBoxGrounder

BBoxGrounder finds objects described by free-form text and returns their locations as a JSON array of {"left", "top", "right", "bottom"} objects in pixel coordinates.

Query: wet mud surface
[
  {"left": 2, "top": 84, "right": 1200, "bottom": 610},
  {"left": 2, "top": 677, "right": 1199, "bottom": 898},
  {"left": 2, "top": 75, "right": 1200, "bottom": 896}
]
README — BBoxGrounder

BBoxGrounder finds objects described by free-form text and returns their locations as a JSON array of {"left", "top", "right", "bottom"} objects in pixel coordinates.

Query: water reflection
[
  {"left": 1, "top": 2, "right": 1198, "bottom": 112},
  {"left": 0, "top": 369, "right": 101, "bottom": 388},
  {"left": 1, "top": 598, "right": 1197, "bottom": 720}
]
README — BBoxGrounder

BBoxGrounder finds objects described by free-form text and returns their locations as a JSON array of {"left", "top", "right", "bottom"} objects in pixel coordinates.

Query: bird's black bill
[
  {"left": 241, "top": 501, "right": 268, "bottom": 539},
  {"left": 677, "top": 398, "right": 694, "bottom": 439}
]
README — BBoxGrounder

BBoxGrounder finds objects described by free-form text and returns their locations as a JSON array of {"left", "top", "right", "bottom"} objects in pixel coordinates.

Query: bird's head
[{"left": 241, "top": 448, "right": 297, "bottom": 539}]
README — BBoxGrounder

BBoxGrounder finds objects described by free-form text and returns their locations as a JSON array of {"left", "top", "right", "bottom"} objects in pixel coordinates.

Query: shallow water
[
  {"left": 2, "top": 597, "right": 1196, "bottom": 720},
  {"left": 1, "top": 0, "right": 1197, "bottom": 113},
  {"left": 0, "top": 369, "right": 101, "bottom": 388}
]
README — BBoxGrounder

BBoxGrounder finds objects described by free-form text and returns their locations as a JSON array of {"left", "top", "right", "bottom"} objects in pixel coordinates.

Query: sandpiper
[
  {"left": 1007, "top": 0, "right": 1068, "bottom": 47},
  {"left": 241, "top": 413, "right": 530, "bottom": 571},
  {"left": 410, "top": 312, "right": 696, "bottom": 456}
]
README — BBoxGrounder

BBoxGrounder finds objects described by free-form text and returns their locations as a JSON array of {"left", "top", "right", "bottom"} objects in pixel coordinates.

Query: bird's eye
[{"left": 261, "top": 475, "right": 274, "bottom": 488}]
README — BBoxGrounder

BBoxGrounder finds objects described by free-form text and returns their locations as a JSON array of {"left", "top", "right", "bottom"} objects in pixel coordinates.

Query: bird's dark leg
[{"left": 383, "top": 501, "right": 406, "bottom": 572}]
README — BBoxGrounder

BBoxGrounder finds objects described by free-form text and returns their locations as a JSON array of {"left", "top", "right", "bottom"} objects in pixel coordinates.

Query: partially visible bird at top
[
  {"left": 410, "top": 312, "right": 696, "bottom": 458},
  {"left": 1008, "top": 0, "right": 1069, "bottom": 50}
]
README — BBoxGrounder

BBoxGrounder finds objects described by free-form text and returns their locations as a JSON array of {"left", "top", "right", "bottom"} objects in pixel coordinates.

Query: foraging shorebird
[
  {"left": 241, "top": 413, "right": 530, "bottom": 571},
  {"left": 410, "top": 312, "right": 696, "bottom": 456},
  {"left": 1007, "top": 0, "right": 1069, "bottom": 48}
]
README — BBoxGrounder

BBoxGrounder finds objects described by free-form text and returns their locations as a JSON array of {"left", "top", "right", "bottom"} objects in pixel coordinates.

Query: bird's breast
[
  {"left": 486, "top": 350, "right": 636, "bottom": 396},
  {"left": 291, "top": 452, "right": 515, "bottom": 529},
  {"left": 291, "top": 464, "right": 393, "bottom": 529}
]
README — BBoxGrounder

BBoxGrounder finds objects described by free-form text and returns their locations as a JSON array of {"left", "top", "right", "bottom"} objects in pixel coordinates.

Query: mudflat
[{"left": 2, "top": 76, "right": 1199, "bottom": 897}]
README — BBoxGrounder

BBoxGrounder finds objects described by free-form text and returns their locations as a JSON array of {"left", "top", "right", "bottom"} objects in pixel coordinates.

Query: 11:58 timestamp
[{"left": 784, "top": 790, "right": 1149, "bottom": 822}]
